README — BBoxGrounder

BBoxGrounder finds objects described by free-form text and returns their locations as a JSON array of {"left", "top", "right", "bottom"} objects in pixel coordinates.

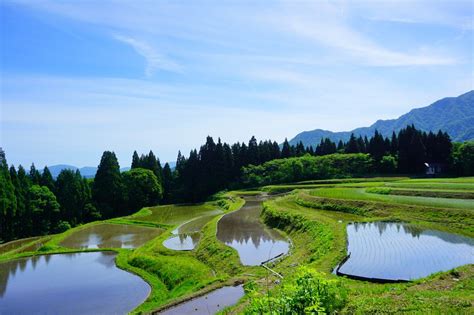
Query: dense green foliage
[
  {"left": 453, "top": 141, "right": 474, "bottom": 176},
  {"left": 242, "top": 153, "right": 373, "bottom": 187},
  {"left": 0, "top": 150, "right": 164, "bottom": 242},
  {"left": 123, "top": 168, "right": 162, "bottom": 212},
  {"left": 245, "top": 267, "right": 347, "bottom": 314}
]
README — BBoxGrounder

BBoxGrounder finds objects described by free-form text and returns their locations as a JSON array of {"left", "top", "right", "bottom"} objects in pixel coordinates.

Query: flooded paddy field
[
  {"left": 217, "top": 196, "right": 289, "bottom": 265},
  {"left": 0, "top": 252, "right": 150, "bottom": 314},
  {"left": 60, "top": 223, "right": 162, "bottom": 249},
  {"left": 337, "top": 222, "right": 474, "bottom": 281},
  {"left": 158, "top": 285, "right": 244, "bottom": 315}
]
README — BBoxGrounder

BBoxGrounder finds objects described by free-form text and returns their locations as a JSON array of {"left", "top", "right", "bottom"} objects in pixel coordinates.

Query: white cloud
[
  {"left": 114, "top": 35, "right": 182, "bottom": 76},
  {"left": 266, "top": 1, "right": 457, "bottom": 67}
]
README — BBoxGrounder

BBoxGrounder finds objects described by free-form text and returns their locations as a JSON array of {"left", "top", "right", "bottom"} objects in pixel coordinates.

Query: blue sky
[{"left": 1, "top": 0, "right": 472, "bottom": 168}]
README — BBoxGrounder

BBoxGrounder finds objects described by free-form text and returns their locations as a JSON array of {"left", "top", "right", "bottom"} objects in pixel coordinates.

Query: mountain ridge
[{"left": 289, "top": 90, "right": 474, "bottom": 147}]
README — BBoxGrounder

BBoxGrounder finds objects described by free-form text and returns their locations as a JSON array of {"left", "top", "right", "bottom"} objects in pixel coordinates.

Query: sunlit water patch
[
  {"left": 0, "top": 252, "right": 150, "bottom": 314},
  {"left": 337, "top": 222, "right": 474, "bottom": 281}
]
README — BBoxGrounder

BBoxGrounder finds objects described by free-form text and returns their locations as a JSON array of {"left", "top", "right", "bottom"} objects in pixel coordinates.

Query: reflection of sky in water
[
  {"left": 0, "top": 252, "right": 150, "bottom": 314},
  {"left": 163, "top": 233, "right": 201, "bottom": 250},
  {"left": 339, "top": 222, "right": 474, "bottom": 281},
  {"left": 59, "top": 224, "right": 161, "bottom": 249},
  {"left": 217, "top": 198, "right": 289, "bottom": 265}
]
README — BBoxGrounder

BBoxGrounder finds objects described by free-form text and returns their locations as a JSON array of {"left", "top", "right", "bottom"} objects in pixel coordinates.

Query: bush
[
  {"left": 245, "top": 267, "right": 347, "bottom": 314},
  {"left": 54, "top": 220, "right": 72, "bottom": 233}
]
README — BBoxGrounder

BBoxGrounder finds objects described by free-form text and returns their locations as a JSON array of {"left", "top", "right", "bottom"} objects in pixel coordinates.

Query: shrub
[{"left": 245, "top": 267, "right": 347, "bottom": 314}]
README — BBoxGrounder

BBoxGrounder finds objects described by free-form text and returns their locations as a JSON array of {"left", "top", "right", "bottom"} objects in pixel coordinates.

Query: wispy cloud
[
  {"left": 266, "top": 1, "right": 457, "bottom": 67},
  {"left": 114, "top": 35, "right": 182, "bottom": 76}
]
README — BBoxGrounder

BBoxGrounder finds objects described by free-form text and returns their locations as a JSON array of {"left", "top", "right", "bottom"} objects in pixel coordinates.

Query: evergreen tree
[
  {"left": 345, "top": 134, "right": 360, "bottom": 153},
  {"left": 92, "top": 151, "right": 125, "bottom": 218},
  {"left": 281, "top": 138, "right": 291, "bottom": 158},
  {"left": 161, "top": 163, "right": 173, "bottom": 203},
  {"left": 40, "top": 166, "right": 55, "bottom": 192},
  {"left": 29, "top": 163, "right": 41, "bottom": 185},
  {"left": 131, "top": 151, "right": 140, "bottom": 169},
  {"left": 0, "top": 149, "right": 17, "bottom": 242}
]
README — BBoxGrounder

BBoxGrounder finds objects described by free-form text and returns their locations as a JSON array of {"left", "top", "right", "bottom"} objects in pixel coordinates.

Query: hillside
[{"left": 290, "top": 90, "right": 474, "bottom": 147}]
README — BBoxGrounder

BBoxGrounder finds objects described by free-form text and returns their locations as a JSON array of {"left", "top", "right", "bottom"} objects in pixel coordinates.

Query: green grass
[{"left": 309, "top": 187, "right": 474, "bottom": 210}]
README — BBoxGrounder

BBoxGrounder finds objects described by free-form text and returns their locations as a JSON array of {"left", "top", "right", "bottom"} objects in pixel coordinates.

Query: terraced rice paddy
[
  {"left": 60, "top": 223, "right": 163, "bottom": 249},
  {"left": 1, "top": 177, "right": 473, "bottom": 314},
  {"left": 0, "top": 252, "right": 150, "bottom": 314},
  {"left": 216, "top": 196, "right": 289, "bottom": 265},
  {"left": 337, "top": 221, "right": 474, "bottom": 281},
  {"left": 158, "top": 285, "right": 244, "bottom": 315},
  {"left": 163, "top": 212, "right": 220, "bottom": 250}
]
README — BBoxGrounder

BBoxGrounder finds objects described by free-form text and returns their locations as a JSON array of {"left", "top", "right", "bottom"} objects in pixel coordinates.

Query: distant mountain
[
  {"left": 46, "top": 162, "right": 176, "bottom": 179},
  {"left": 289, "top": 90, "right": 474, "bottom": 147}
]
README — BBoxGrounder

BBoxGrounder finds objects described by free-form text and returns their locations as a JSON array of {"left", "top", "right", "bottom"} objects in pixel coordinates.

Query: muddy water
[
  {"left": 217, "top": 196, "right": 289, "bottom": 265},
  {"left": 159, "top": 285, "right": 244, "bottom": 315},
  {"left": 0, "top": 252, "right": 150, "bottom": 314},
  {"left": 337, "top": 222, "right": 474, "bottom": 281},
  {"left": 0, "top": 237, "right": 42, "bottom": 254},
  {"left": 60, "top": 223, "right": 162, "bottom": 249}
]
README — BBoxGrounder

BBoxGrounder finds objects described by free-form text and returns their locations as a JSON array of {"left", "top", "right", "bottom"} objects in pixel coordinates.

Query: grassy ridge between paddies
[
  {"left": 244, "top": 191, "right": 474, "bottom": 313},
  {"left": 309, "top": 187, "right": 474, "bottom": 210}
]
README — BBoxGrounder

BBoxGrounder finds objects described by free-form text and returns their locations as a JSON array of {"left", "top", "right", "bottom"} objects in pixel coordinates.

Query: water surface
[
  {"left": 163, "top": 213, "right": 219, "bottom": 251},
  {"left": 337, "top": 222, "right": 474, "bottom": 281},
  {"left": 217, "top": 196, "right": 289, "bottom": 265},
  {"left": 0, "top": 252, "right": 150, "bottom": 314},
  {"left": 159, "top": 285, "right": 244, "bottom": 315},
  {"left": 60, "top": 223, "right": 162, "bottom": 249},
  {"left": 163, "top": 233, "right": 201, "bottom": 251}
]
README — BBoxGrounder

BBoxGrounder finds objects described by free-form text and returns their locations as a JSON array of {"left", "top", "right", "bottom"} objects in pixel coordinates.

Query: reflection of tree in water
[
  {"left": 0, "top": 255, "right": 46, "bottom": 298},
  {"left": 179, "top": 232, "right": 200, "bottom": 245},
  {"left": 350, "top": 221, "right": 474, "bottom": 244},
  {"left": 217, "top": 199, "right": 282, "bottom": 248}
]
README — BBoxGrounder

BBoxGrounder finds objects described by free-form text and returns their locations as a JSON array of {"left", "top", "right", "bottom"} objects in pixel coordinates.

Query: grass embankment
[{"left": 251, "top": 191, "right": 473, "bottom": 313}]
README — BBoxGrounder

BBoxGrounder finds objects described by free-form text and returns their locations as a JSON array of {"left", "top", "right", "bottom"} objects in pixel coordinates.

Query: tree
[
  {"left": 123, "top": 168, "right": 162, "bottom": 212},
  {"left": 281, "top": 138, "right": 291, "bottom": 158},
  {"left": 40, "top": 166, "right": 55, "bottom": 192},
  {"left": 56, "top": 169, "right": 90, "bottom": 225},
  {"left": 28, "top": 185, "right": 60, "bottom": 235},
  {"left": 0, "top": 149, "right": 17, "bottom": 242},
  {"left": 29, "top": 163, "right": 41, "bottom": 185},
  {"left": 162, "top": 163, "right": 174, "bottom": 203},
  {"left": 92, "top": 151, "right": 125, "bottom": 218},
  {"left": 131, "top": 151, "right": 140, "bottom": 169},
  {"left": 453, "top": 141, "right": 474, "bottom": 176},
  {"left": 345, "top": 134, "right": 360, "bottom": 153}
]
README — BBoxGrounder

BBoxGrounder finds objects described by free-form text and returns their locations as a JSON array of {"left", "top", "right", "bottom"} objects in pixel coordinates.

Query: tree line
[
  {"left": 1, "top": 124, "right": 472, "bottom": 242},
  {"left": 0, "top": 150, "right": 162, "bottom": 242}
]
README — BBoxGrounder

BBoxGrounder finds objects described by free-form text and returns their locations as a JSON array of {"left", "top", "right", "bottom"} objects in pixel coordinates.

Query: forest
[{"left": 1, "top": 124, "right": 473, "bottom": 243}]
